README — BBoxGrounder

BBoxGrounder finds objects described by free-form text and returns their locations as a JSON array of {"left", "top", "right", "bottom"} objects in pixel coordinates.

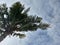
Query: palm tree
[{"left": 0, "top": 2, "right": 49, "bottom": 42}]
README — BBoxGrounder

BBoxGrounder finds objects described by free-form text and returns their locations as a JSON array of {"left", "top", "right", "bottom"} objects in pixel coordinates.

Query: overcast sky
[{"left": 0, "top": 0, "right": 60, "bottom": 45}]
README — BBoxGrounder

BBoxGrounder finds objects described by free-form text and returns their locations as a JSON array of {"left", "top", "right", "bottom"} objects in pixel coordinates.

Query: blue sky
[{"left": 0, "top": 0, "right": 60, "bottom": 45}]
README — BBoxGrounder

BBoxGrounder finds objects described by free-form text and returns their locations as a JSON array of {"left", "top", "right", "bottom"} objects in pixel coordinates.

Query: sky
[{"left": 0, "top": 0, "right": 60, "bottom": 45}]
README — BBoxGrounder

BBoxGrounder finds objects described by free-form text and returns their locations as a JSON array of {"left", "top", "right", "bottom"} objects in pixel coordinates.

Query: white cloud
[{"left": 0, "top": 0, "right": 60, "bottom": 45}]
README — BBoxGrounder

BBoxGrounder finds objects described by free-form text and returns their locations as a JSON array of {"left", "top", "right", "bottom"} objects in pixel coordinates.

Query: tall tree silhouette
[{"left": 0, "top": 2, "right": 49, "bottom": 42}]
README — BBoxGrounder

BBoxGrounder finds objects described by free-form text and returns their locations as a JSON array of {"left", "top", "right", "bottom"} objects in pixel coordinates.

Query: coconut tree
[{"left": 0, "top": 2, "right": 49, "bottom": 42}]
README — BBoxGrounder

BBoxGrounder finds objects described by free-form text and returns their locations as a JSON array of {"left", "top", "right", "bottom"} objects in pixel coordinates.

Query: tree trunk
[{"left": 0, "top": 32, "right": 8, "bottom": 42}]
